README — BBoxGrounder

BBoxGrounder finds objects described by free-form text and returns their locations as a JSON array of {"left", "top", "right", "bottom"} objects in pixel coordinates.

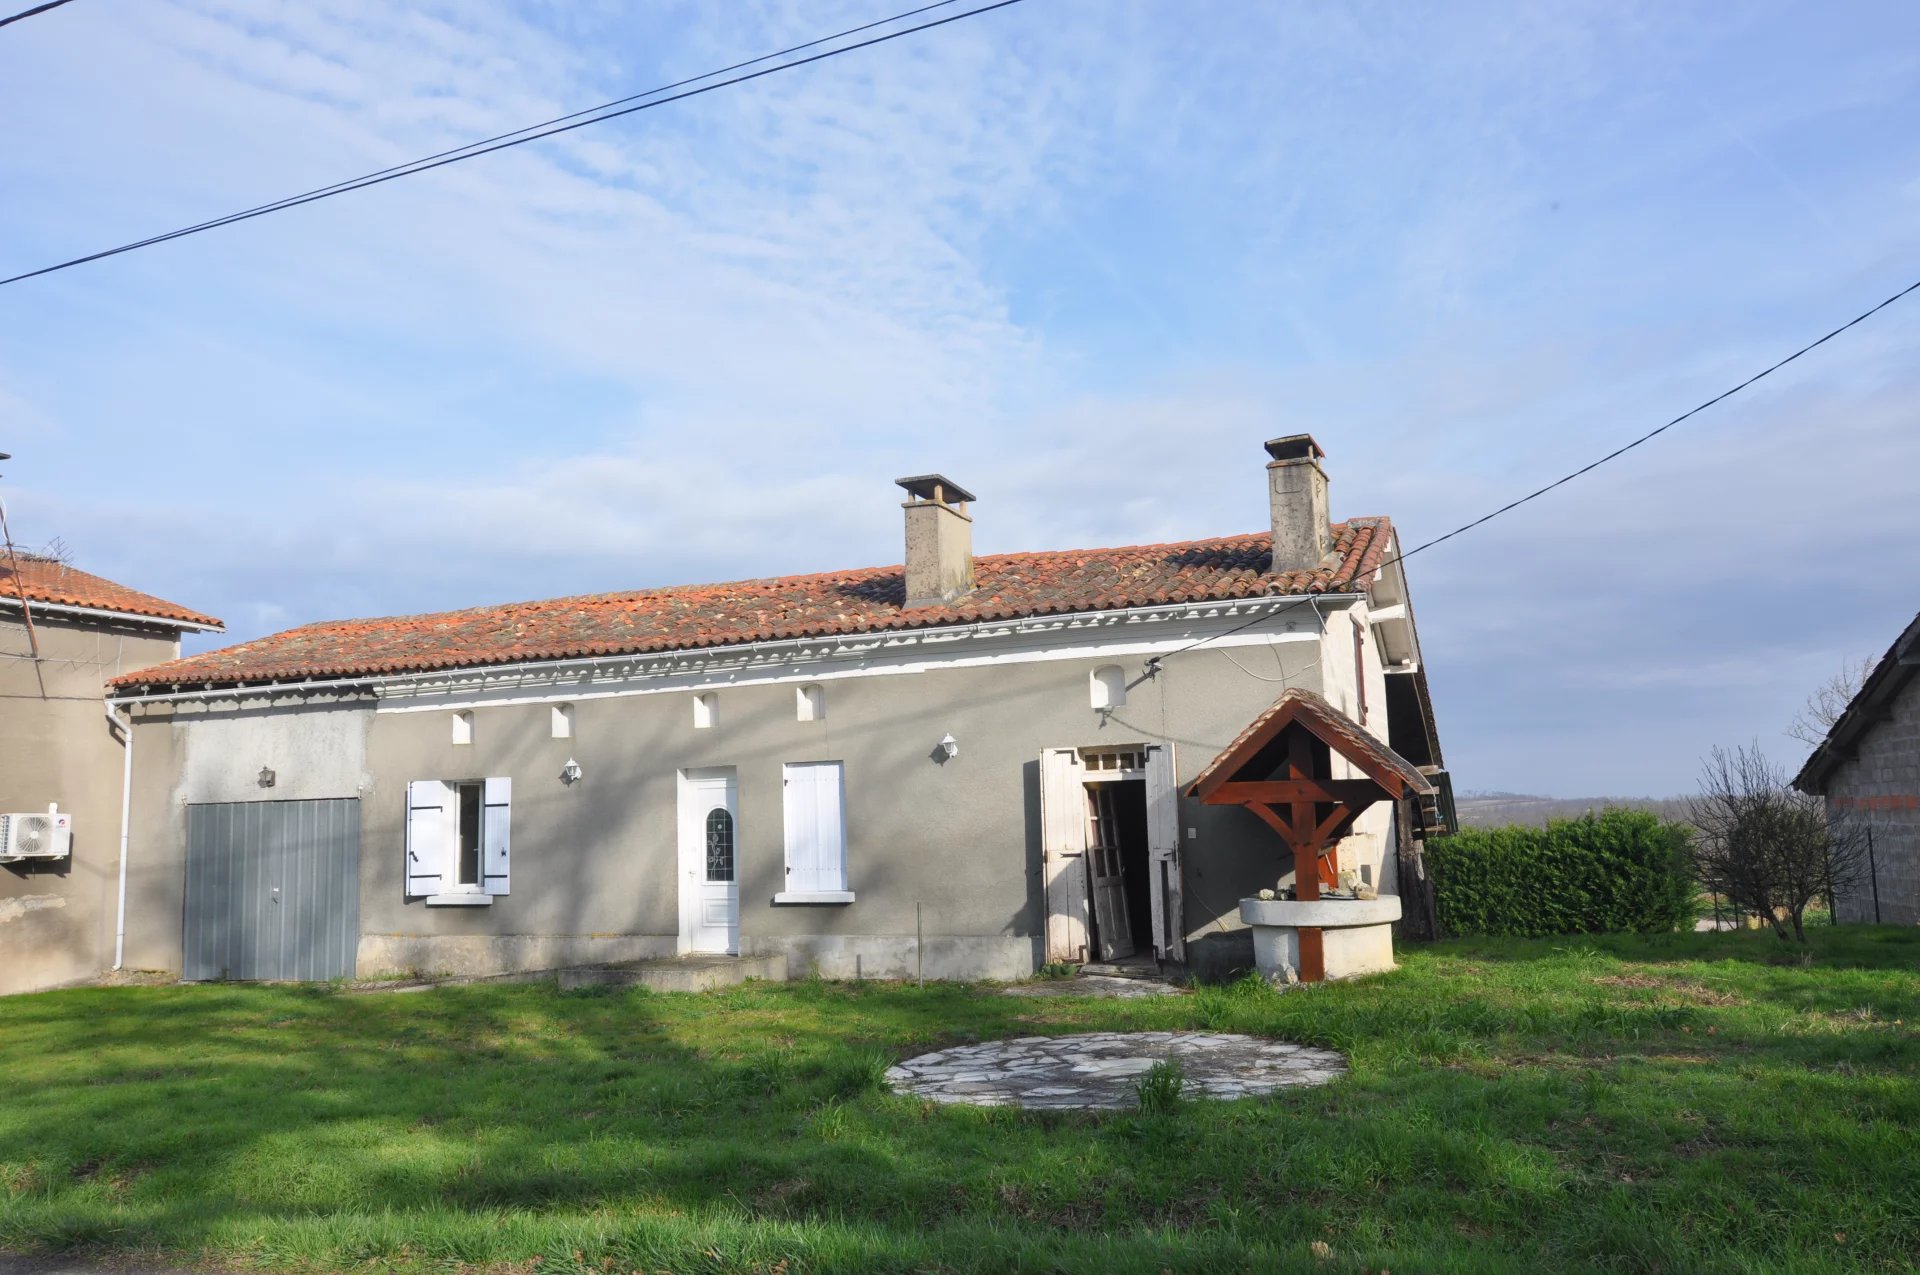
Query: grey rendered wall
[
  {"left": 0, "top": 613, "right": 178, "bottom": 994},
  {"left": 119, "top": 600, "right": 1417, "bottom": 983},
  {"left": 350, "top": 629, "right": 1341, "bottom": 981},
  {"left": 1823, "top": 673, "right": 1920, "bottom": 926},
  {"left": 1312, "top": 598, "right": 1399, "bottom": 897}
]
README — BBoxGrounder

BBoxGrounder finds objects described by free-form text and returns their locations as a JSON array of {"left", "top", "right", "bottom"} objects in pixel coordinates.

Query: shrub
[{"left": 1426, "top": 809, "right": 1694, "bottom": 938}]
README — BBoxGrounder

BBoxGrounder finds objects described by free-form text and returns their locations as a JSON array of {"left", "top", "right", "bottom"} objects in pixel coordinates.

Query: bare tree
[
  {"left": 1788, "top": 656, "right": 1874, "bottom": 748},
  {"left": 1691, "top": 744, "right": 1867, "bottom": 942}
]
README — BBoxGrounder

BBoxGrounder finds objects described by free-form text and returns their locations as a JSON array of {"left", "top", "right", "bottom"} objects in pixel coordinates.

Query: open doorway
[
  {"left": 1085, "top": 778, "right": 1153, "bottom": 962},
  {"left": 1041, "top": 743, "right": 1183, "bottom": 965}
]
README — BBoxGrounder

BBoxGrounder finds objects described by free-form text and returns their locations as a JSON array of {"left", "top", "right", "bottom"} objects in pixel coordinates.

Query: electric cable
[
  {"left": 1151, "top": 275, "right": 1920, "bottom": 671},
  {"left": 0, "top": 0, "right": 1027, "bottom": 288},
  {"left": 0, "top": 0, "right": 76, "bottom": 31}
]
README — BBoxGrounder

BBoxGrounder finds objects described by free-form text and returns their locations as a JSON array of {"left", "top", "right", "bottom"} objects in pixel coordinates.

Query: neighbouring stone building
[{"left": 1794, "top": 611, "right": 1920, "bottom": 926}]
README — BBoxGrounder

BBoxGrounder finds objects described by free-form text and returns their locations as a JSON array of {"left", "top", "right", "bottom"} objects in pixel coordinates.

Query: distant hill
[{"left": 1453, "top": 791, "right": 1693, "bottom": 828}]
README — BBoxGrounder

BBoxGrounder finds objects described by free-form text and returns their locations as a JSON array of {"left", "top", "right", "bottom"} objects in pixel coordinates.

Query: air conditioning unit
[{"left": 0, "top": 806, "right": 72, "bottom": 862}]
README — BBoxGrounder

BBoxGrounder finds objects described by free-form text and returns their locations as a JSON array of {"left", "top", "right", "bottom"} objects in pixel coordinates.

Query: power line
[
  {"left": 5, "top": 0, "right": 971, "bottom": 284},
  {"left": 1154, "top": 275, "right": 1920, "bottom": 670},
  {"left": 0, "top": 0, "right": 1024, "bottom": 289},
  {"left": 0, "top": 0, "right": 75, "bottom": 30}
]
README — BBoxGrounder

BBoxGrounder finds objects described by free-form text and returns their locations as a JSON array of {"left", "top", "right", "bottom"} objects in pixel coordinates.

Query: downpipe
[{"left": 107, "top": 700, "right": 133, "bottom": 971}]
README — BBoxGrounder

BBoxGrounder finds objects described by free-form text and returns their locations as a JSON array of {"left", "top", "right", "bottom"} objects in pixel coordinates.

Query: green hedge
[{"left": 1425, "top": 809, "right": 1694, "bottom": 938}]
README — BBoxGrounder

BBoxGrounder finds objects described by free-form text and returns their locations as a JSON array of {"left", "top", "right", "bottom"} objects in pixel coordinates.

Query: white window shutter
[
  {"left": 1039, "top": 748, "right": 1089, "bottom": 860},
  {"left": 405, "top": 780, "right": 453, "bottom": 897},
  {"left": 482, "top": 776, "right": 511, "bottom": 896},
  {"left": 784, "top": 765, "right": 817, "bottom": 891},
  {"left": 817, "top": 764, "right": 846, "bottom": 890},
  {"left": 1144, "top": 745, "right": 1178, "bottom": 857},
  {"left": 783, "top": 762, "right": 847, "bottom": 892},
  {"left": 1144, "top": 743, "right": 1184, "bottom": 961},
  {"left": 1039, "top": 747, "right": 1090, "bottom": 963}
]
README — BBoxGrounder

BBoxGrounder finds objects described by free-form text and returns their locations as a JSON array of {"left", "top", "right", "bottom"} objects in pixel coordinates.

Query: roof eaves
[{"left": 1792, "top": 610, "right": 1920, "bottom": 793}]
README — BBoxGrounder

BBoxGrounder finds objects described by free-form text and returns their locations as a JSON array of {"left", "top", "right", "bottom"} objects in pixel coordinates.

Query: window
[
  {"left": 551, "top": 703, "right": 573, "bottom": 739},
  {"left": 1082, "top": 747, "right": 1147, "bottom": 774},
  {"left": 778, "top": 760, "right": 851, "bottom": 902},
  {"left": 694, "top": 692, "right": 718, "bottom": 729},
  {"left": 455, "top": 781, "right": 483, "bottom": 887},
  {"left": 797, "top": 683, "right": 825, "bottom": 722},
  {"left": 452, "top": 710, "right": 474, "bottom": 746},
  {"left": 1091, "top": 665, "right": 1127, "bottom": 710},
  {"left": 406, "top": 776, "right": 511, "bottom": 902},
  {"left": 705, "top": 808, "right": 735, "bottom": 883}
]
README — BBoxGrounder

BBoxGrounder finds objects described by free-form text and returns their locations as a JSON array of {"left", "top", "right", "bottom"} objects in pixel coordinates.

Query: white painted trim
[
  {"left": 772, "top": 890, "right": 856, "bottom": 905},
  {"left": 0, "top": 595, "right": 223, "bottom": 633},
  {"left": 425, "top": 893, "right": 492, "bottom": 907},
  {"left": 109, "top": 700, "right": 132, "bottom": 970},
  {"left": 106, "top": 594, "right": 1361, "bottom": 711}
]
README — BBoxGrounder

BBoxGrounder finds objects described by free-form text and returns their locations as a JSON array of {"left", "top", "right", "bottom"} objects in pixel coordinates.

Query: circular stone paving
[{"left": 885, "top": 1031, "right": 1347, "bottom": 1110}]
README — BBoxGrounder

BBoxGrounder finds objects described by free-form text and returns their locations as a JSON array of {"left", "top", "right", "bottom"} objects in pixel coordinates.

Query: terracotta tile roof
[
  {"left": 112, "top": 518, "right": 1392, "bottom": 691},
  {"left": 0, "top": 555, "right": 222, "bottom": 629}
]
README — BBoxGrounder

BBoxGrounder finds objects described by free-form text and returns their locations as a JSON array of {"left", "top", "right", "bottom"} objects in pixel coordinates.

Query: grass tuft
[{"left": 1134, "top": 1059, "right": 1186, "bottom": 1116}]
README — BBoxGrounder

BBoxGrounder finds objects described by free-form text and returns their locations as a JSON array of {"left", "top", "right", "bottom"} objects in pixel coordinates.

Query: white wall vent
[{"left": 0, "top": 806, "right": 73, "bottom": 862}]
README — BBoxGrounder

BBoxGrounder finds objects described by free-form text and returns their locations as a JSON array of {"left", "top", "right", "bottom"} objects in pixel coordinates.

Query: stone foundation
[
  {"left": 356, "top": 933, "right": 676, "bottom": 980},
  {"left": 742, "top": 933, "right": 1041, "bottom": 982}
]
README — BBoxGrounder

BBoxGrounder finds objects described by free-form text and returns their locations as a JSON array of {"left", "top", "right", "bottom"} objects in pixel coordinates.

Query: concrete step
[
  {"left": 556, "top": 952, "right": 788, "bottom": 993},
  {"left": 1079, "top": 960, "right": 1165, "bottom": 980}
]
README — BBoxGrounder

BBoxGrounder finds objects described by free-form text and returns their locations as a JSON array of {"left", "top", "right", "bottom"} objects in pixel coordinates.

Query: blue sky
[{"left": 3, "top": 0, "right": 1917, "bottom": 795}]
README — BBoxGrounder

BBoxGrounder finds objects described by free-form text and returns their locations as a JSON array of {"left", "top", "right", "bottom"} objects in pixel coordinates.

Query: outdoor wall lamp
[
  {"left": 938, "top": 734, "right": 959, "bottom": 760},
  {"left": 559, "top": 757, "right": 583, "bottom": 785},
  {"left": 257, "top": 766, "right": 276, "bottom": 789}
]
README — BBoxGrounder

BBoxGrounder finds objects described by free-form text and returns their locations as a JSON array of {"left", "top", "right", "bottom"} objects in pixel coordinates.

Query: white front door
[{"left": 679, "top": 768, "right": 739, "bottom": 954}]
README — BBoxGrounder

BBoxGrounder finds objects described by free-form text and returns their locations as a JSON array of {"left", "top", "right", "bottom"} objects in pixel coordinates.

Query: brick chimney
[
  {"left": 896, "top": 474, "right": 977, "bottom": 608},
  {"left": 1264, "top": 435, "right": 1330, "bottom": 573}
]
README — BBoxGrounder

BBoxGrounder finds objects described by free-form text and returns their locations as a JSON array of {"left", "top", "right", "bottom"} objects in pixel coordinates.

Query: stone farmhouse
[{"left": 100, "top": 437, "right": 1450, "bottom": 984}]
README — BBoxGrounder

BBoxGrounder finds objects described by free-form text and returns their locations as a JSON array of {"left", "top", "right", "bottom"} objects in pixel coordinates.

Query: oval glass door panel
[{"left": 705, "top": 807, "right": 735, "bottom": 882}]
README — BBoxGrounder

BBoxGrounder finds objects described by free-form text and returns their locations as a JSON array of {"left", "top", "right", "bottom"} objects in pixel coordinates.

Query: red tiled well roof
[
  {"left": 1186, "top": 687, "right": 1434, "bottom": 802},
  {"left": 1, "top": 555, "right": 222, "bottom": 630},
  {"left": 112, "top": 519, "right": 1393, "bottom": 691}
]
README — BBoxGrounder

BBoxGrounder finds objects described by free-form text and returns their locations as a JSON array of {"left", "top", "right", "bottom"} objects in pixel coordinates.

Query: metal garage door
[{"left": 183, "top": 799, "right": 360, "bottom": 981}]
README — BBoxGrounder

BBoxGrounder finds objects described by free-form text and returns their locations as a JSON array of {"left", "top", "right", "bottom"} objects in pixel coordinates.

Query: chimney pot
[
  {"left": 896, "top": 473, "right": 976, "bottom": 608},
  {"left": 1264, "top": 434, "right": 1331, "bottom": 573}
]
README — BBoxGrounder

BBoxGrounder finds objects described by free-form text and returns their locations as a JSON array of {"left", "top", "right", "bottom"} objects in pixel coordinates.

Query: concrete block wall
[{"left": 1822, "top": 673, "right": 1920, "bottom": 926}]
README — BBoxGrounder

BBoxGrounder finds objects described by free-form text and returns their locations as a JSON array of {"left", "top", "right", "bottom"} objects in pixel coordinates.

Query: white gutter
[
  {"left": 0, "top": 595, "right": 223, "bottom": 633},
  {"left": 106, "top": 593, "right": 1366, "bottom": 710},
  {"left": 107, "top": 699, "right": 133, "bottom": 971}
]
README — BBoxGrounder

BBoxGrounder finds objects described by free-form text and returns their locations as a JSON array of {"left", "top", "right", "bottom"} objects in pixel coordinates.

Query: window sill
[
  {"left": 425, "top": 893, "right": 492, "bottom": 907},
  {"left": 772, "top": 890, "right": 855, "bottom": 905}
]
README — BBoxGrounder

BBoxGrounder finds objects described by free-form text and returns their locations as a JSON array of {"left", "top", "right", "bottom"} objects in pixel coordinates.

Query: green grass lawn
[{"left": 2, "top": 929, "right": 1917, "bottom": 1274}]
